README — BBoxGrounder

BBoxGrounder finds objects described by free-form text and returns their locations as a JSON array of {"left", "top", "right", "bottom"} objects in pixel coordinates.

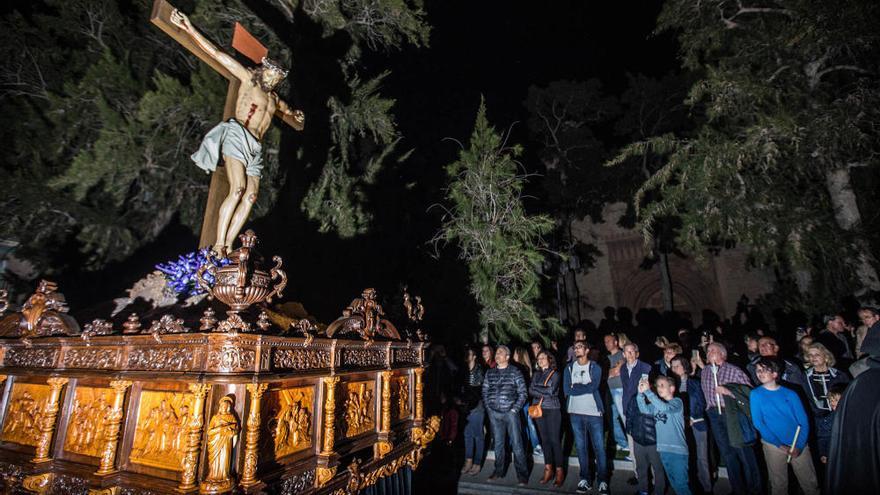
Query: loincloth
[{"left": 191, "top": 119, "right": 263, "bottom": 178}]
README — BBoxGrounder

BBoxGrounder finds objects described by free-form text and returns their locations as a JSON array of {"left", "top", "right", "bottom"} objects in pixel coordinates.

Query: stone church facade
[{"left": 565, "top": 203, "right": 775, "bottom": 326}]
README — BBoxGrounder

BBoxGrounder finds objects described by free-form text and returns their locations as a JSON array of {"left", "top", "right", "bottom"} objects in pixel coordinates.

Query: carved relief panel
[
  {"left": 340, "top": 381, "right": 375, "bottom": 439},
  {"left": 1, "top": 383, "right": 50, "bottom": 446},
  {"left": 263, "top": 386, "right": 314, "bottom": 460},
  {"left": 129, "top": 390, "right": 194, "bottom": 471},
  {"left": 63, "top": 386, "right": 115, "bottom": 457},
  {"left": 393, "top": 376, "right": 410, "bottom": 421}
]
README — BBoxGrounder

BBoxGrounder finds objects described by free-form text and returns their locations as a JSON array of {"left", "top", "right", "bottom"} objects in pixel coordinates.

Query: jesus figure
[{"left": 170, "top": 9, "right": 304, "bottom": 257}]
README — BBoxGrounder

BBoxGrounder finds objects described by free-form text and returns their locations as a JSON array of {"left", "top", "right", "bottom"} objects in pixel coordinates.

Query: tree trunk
[
  {"left": 658, "top": 251, "right": 674, "bottom": 312},
  {"left": 825, "top": 168, "right": 880, "bottom": 291}
]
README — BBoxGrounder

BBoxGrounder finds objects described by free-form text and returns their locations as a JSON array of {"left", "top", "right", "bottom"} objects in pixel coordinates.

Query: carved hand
[
  {"left": 292, "top": 109, "right": 305, "bottom": 124},
  {"left": 170, "top": 9, "right": 190, "bottom": 31}
]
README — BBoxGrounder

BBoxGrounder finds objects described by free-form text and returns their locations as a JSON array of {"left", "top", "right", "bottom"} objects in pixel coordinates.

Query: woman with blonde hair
[{"left": 804, "top": 342, "right": 850, "bottom": 464}]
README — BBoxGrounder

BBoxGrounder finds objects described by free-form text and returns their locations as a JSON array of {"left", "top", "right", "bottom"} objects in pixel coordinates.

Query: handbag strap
[{"left": 535, "top": 369, "right": 556, "bottom": 407}]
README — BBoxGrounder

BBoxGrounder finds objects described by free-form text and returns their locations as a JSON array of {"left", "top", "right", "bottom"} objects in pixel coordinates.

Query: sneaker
[
  {"left": 534, "top": 445, "right": 544, "bottom": 456},
  {"left": 577, "top": 479, "right": 591, "bottom": 494},
  {"left": 598, "top": 481, "right": 609, "bottom": 494}
]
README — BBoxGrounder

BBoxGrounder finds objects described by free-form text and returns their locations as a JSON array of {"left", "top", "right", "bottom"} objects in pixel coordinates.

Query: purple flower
[{"left": 156, "top": 248, "right": 231, "bottom": 296}]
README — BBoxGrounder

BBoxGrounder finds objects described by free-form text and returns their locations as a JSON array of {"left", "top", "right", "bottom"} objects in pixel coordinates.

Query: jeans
[
  {"left": 659, "top": 452, "right": 692, "bottom": 495},
  {"left": 488, "top": 408, "right": 529, "bottom": 481},
  {"left": 761, "top": 441, "right": 819, "bottom": 495},
  {"left": 464, "top": 405, "right": 485, "bottom": 463},
  {"left": 570, "top": 413, "right": 608, "bottom": 483},
  {"left": 707, "top": 408, "right": 761, "bottom": 495},
  {"left": 634, "top": 441, "right": 666, "bottom": 495},
  {"left": 523, "top": 404, "right": 541, "bottom": 450},
  {"left": 693, "top": 427, "right": 712, "bottom": 492},
  {"left": 534, "top": 408, "right": 564, "bottom": 466},
  {"left": 610, "top": 387, "right": 628, "bottom": 449}
]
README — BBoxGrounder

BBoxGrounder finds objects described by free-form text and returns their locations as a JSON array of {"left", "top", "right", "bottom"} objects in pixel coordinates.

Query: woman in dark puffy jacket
[{"left": 529, "top": 350, "right": 564, "bottom": 486}]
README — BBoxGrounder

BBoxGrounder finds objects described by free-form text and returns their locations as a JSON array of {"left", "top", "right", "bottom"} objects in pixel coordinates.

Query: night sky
[{"left": 58, "top": 0, "right": 679, "bottom": 341}]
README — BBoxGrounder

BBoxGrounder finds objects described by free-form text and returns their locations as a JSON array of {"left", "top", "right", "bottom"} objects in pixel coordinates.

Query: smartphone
[
  {"left": 692, "top": 349, "right": 700, "bottom": 359},
  {"left": 640, "top": 373, "right": 649, "bottom": 381}
]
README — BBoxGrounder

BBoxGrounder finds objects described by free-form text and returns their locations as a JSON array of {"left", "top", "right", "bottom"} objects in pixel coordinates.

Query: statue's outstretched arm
[
  {"left": 170, "top": 9, "right": 249, "bottom": 81},
  {"left": 277, "top": 99, "right": 305, "bottom": 131}
]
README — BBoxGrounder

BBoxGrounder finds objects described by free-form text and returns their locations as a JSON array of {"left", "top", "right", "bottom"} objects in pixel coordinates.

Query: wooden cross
[{"left": 150, "top": 0, "right": 302, "bottom": 248}]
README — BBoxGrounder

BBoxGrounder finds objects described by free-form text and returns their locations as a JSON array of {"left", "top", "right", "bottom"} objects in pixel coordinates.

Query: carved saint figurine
[
  {"left": 169, "top": 9, "right": 304, "bottom": 257},
  {"left": 202, "top": 397, "right": 239, "bottom": 492}
]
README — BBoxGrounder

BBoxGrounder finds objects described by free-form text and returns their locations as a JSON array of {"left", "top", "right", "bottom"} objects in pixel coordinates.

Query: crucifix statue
[{"left": 151, "top": 0, "right": 304, "bottom": 256}]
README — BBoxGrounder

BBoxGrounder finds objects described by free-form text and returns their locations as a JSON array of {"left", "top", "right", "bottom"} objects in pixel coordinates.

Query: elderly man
[
  {"left": 482, "top": 345, "right": 529, "bottom": 485},
  {"left": 747, "top": 336, "right": 807, "bottom": 393},
  {"left": 816, "top": 314, "right": 855, "bottom": 365},
  {"left": 695, "top": 343, "right": 761, "bottom": 495}
]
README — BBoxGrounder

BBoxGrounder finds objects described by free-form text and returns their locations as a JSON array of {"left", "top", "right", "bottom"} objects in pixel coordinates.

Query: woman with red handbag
[{"left": 529, "top": 350, "right": 564, "bottom": 486}]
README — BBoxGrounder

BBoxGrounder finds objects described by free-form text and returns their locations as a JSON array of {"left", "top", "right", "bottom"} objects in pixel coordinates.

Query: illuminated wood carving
[
  {"left": 342, "top": 381, "right": 374, "bottom": 438},
  {"left": 130, "top": 390, "right": 194, "bottom": 471},
  {"left": 64, "top": 386, "right": 115, "bottom": 458},
  {"left": 395, "top": 375, "right": 410, "bottom": 420},
  {"left": 267, "top": 386, "right": 313, "bottom": 459},
  {"left": 200, "top": 396, "right": 239, "bottom": 494},
  {"left": 2, "top": 383, "right": 51, "bottom": 447},
  {"left": 178, "top": 383, "right": 210, "bottom": 491},
  {"left": 33, "top": 377, "right": 69, "bottom": 463}
]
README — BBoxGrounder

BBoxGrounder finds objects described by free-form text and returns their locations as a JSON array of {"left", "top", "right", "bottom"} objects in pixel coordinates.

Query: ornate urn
[{"left": 196, "top": 230, "right": 286, "bottom": 314}]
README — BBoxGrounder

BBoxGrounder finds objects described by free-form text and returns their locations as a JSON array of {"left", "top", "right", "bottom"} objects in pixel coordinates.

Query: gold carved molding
[
  {"left": 375, "top": 371, "right": 392, "bottom": 459},
  {"left": 32, "top": 377, "right": 68, "bottom": 463},
  {"left": 22, "top": 472, "right": 54, "bottom": 494},
  {"left": 320, "top": 376, "right": 339, "bottom": 456},
  {"left": 97, "top": 380, "right": 132, "bottom": 475},
  {"left": 239, "top": 383, "right": 268, "bottom": 488},
  {"left": 178, "top": 383, "right": 211, "bottom": 492}
]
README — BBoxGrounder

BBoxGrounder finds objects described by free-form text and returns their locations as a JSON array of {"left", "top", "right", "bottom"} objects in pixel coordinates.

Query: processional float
[{"left": 0, "top": 1, "right": 438, "bottom": 493}]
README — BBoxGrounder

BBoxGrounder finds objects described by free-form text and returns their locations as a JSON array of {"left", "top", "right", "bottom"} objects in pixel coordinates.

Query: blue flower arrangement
[{"left": 156, "top": 248, "right": 231, "bottom": 297}]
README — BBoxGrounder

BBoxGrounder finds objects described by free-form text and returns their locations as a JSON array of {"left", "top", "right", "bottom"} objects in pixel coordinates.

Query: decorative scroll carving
[
  {"left": 216, "top": 312, "right": 251, "bottom": 333},
  {"left": 267, "top": 387, "right": 313, "bottom": 459},
  {"left": 130, "top": 391, "right": 194, "bottom": 471},
  {"left": 199, "top": 396, "right": 239, "bottom": 494},
  {"left": 20, "top": 280, "right": 77, "bottom": 339},
  {"left": 4, "top": 348, "right": 59, "bottom": 368},
  {"left": 96, "top": 381, "right": 132, "bottom": 475},
  {"left": 240, "top": 383, "right": 268, "bottom": 488},
  {"left": 272, "top": 348, "right": 331, "bottom": 370},
  {"left": 82, "top": 319, "right": 114, "bottom": 345},
  {"left": 22, "top": 472, "right": 53, "bottom": 494},
  {"left": 393, "top": 347, "right": 419, "bottom": 365},
  {"left": 342, "top": 381, "right": 375, "bottom": 438},
  {"left": 0, "top": 461, "right": 24, "bottom": 492},
  {"left": 278, "top": 468, "right": 315, "bottom": 494},
  {"left": 325, "top": 288, "right": 401, "bottom": 340},
  {"left": 315, "top": 466, "right": 337, "bottom": 489},
  {"left": 178, "top": 384, "right": 210, "bottom": 491},
  {"left": 33, "top": 377, "right": 69, "bottom": 463},
  {"left": 2, "top": 383, "right": 51, "bottom": 446},
  {"left": 64, "top": 386, "right": 115, "bottom": 458},
  {"left": 53, "top": 474, "right": 89, "bottom": 494},
  {"left": 126, "top": 347, "right": 195, "bottom": 371},
  {"left": 206, "top": 346, "right": 255, "bottom": 372},
  {"left": 340, "top": 347, "right": 387, "bottom": 368},
  {"left": 63, "top": 348, "right": 119, "bottom": 369},
  {"left": 147, "top": 314, "right": 188, "bottom": 339}
]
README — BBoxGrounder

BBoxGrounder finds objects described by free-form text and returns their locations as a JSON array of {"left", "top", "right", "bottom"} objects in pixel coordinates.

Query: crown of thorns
[{"left": 260, "top": 57, "right": 289, "bottom": 77}]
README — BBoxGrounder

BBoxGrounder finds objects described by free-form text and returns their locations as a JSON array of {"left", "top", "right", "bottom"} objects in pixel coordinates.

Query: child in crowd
[
  {"left": 750, "top": 358, "right": 819, "bottom": 495},
  {"left": 637, "top": 375, "right": 692, "bottom": 495},
  {"left": 820, "top": 383, "right": 846, "bottom": 464}
]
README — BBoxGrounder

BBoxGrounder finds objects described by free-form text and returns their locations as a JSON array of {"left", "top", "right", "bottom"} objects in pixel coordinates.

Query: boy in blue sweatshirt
[
  {"left": 637, "top": 375, "right": 691, "bottom": 495},
  {"left": 750, "top": 358, "right": 819, "bottom": 495}
]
